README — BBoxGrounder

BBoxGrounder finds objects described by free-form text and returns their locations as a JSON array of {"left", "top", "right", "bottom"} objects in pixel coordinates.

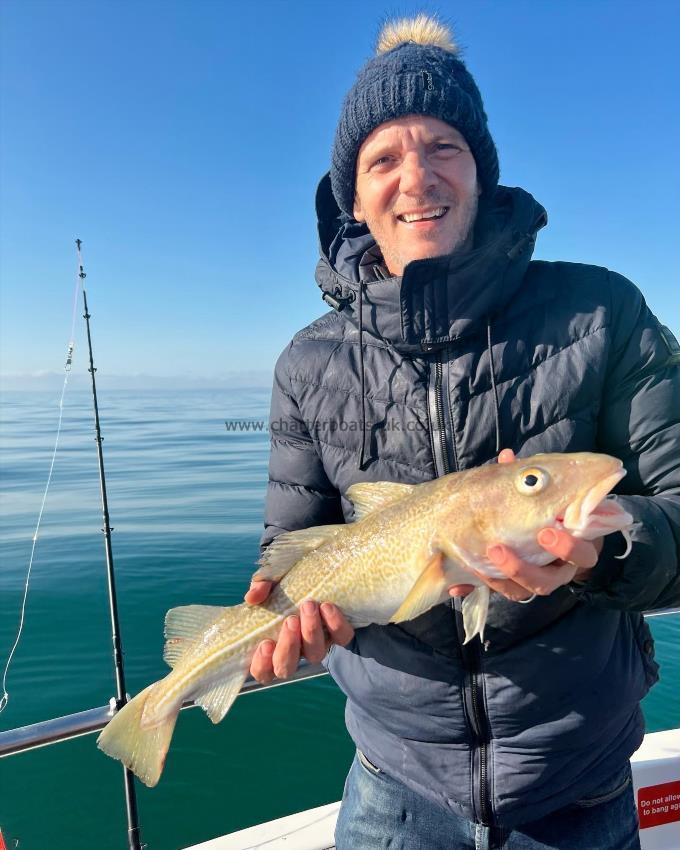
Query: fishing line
[
  {"left": 0, "top": 256, "right": 82, "bottom": 714},
  {"left": 2, "top": 241, "right": 143, "bottom": 849}
]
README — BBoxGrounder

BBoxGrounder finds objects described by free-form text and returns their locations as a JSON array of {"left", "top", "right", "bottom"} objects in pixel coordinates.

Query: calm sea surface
[{"left": 1, "top": 389, "right": 678, "bottom": 850}]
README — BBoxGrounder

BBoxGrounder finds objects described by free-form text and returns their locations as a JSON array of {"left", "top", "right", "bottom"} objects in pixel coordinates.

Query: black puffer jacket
[{"left": 261, "top": 175, "right": 680, "bottom": 827}]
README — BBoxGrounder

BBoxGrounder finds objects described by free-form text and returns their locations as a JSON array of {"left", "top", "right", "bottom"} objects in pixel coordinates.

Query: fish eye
[{"left": 515, "top": 467, "right": 549, "bottom": 495}]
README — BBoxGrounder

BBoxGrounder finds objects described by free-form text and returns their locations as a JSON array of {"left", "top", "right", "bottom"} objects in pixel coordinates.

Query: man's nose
[{"left": 398, "top": 151, "right": 437, "bottom": 196}]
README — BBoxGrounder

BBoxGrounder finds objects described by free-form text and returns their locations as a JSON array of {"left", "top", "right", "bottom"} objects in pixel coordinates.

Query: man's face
[{"left": 353, "top": 115, "right": 481, "bottom": 276}]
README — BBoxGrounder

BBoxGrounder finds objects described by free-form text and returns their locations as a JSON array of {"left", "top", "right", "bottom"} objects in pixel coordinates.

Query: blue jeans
[{"left": 335, "top": 750, "right": 641, "bottom": 850}]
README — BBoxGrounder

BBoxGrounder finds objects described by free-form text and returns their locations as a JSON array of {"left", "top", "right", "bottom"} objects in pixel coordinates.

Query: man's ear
[{"left": 353, "top": 192, "right": 366, "bottom": 223}]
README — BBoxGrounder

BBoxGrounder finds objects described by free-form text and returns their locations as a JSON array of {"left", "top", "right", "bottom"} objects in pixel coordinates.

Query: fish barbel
[{"left": 98, "top": 451, "right": 633, "bottom": 786}]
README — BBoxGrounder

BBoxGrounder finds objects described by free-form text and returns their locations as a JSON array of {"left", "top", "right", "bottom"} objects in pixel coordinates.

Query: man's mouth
[{"left": 397, "top": 206, "right": 449, "bottom": 223}]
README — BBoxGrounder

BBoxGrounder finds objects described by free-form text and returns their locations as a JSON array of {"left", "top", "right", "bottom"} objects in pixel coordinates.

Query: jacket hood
[{"left": 315, "top": 173, "right": 547, "bottom": 353}]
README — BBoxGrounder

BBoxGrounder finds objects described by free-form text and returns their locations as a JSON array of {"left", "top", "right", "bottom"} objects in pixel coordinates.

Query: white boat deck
[
  {"left": 187, "top": 802, "right": 339, "bottom": 850},
  {"left": 187, "top": 729, "right": 680, "bottom": 850}
]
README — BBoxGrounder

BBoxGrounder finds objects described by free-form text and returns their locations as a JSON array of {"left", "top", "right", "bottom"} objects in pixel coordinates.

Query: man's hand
[
  {"left": 244, "top": 580, "right": 354, "bottom": 683},
  {"left": 448, "top": 448, "right": 603, "bottom": 602}
]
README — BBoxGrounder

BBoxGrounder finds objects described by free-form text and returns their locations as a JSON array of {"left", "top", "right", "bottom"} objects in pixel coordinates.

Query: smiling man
[
  {"left": 246, "top": 14, "right": 680, "bottom": 850},
  {"left": 353, "top": 117, "right": 480, "bottom": 272}
]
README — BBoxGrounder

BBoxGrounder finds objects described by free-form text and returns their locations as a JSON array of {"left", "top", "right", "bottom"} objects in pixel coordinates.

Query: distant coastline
[{"left": 0, "top": 371, "right": 274, "bottom": 392}]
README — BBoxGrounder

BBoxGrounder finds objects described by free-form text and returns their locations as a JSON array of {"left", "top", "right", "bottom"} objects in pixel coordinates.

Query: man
[{"left": 245, "top": 15, "right": 679, "bottom": 850}]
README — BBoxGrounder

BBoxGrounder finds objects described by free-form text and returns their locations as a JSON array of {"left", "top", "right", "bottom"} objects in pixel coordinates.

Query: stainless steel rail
[
  {"left": 2, "top": 606, "right": 679, "bottom": 760},
  {"left": 643, "top": 606, "right": 680, "bottom": 618},
  {"left": 0, "top": 662, "right": 327, "bottom": 758}
]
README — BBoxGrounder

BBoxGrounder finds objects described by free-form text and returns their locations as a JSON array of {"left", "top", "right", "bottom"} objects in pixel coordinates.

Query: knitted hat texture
[{"left": 331, "top": 15, "right": 499, "bottom": 216}]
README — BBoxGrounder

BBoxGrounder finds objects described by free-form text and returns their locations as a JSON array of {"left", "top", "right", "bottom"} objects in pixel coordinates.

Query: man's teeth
[{"left": 399, "top": 207, "right": 448, "bottom": 223}]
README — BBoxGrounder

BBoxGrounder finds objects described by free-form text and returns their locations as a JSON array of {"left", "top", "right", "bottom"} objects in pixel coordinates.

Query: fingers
[
  {"left": 272, "top": 616, "right": 301, "bottom": 679},
  {"left": 247, "top": 580, "right": 298, "bottom": 683},
  {"left": 249, "top": 601, "right": 354, "bottom": 684},
  {"left": 486, "top": 543, "right": 578, "bottom": 598},
  {"left": 249, "top": 640, "right": 276, "bottom": 683},
  {"left": 244, "top": 579, "right": 274, "bottom": 605},
  {"left": 474, "top": 527, "right": 602, "bottom": 603},
  {"left": 448, "top": 584, "right": 476, "bottom": 598},
  {"left": 300, "top": 601, "right": 328, "bottom": 663},
  {"left": 498, "top": 448, "right": 516, "bottom": 464},
  {"left": 537, "top": 529, "right": 600, "bottom": 569},
  {"left": 470, "top": 568, "right": 537, "bottom": 602},
  {"left": 320, "top": 603, "right": 355, "bottom": 647}
]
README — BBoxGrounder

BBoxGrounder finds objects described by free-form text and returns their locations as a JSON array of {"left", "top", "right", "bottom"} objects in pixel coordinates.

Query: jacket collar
[{"left": 314, "top": 173, "right": 548, "bottom": 354}]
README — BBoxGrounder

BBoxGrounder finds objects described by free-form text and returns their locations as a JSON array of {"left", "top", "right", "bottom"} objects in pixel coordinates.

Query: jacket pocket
[
  {"left": 323, "top": 634, "right": 358, "bottom": 674},
  {"left": 321, "top": 643, "right": 335, "bottom": 671},
  {"left": 573, "top": 763, "right": 632, "bottom": 808},
  {"left": 633, "top": 616, "right": 660, "bottom": 690},
  {"left": 356, "top": 748, "right": 382, "bottom": 776}
]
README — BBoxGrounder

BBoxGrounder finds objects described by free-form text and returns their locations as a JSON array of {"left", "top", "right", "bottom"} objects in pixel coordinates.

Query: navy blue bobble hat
[{"left": 331, "top": 14, "right": 499, "bottom": 216}]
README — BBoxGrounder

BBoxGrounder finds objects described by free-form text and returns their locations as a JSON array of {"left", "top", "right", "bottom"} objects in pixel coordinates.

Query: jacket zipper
[
  {"left": 468, "top": 640, "right": 492, "bottom": 825},
  {"left": 454, "top": 600, "right": 493, "bottom": 825},
  {"left": 428, "top": 346, "right": 494, "bottom": 826},
  {"left": 427, "top": 350, "right": 451, "bottom": 476}
]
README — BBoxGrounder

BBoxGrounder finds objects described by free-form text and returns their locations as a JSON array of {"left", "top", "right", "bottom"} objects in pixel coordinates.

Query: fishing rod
[{"left": 76, "top": 239, "right": 144, "bottom": 850}]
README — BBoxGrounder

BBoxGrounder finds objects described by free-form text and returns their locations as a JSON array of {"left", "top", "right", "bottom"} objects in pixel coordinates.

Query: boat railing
[
  {"left": 2, "top": 606, "right": 679, "bottom": 758},
  {"left": 0, "top": 661, "right": 328, "bottom": 757}
]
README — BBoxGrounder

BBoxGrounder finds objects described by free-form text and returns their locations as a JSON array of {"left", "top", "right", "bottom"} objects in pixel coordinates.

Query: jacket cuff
[
  {"left": 568, "top": 495, "right": 678, "bottom": 611},
  {"left": 568, "top": 532, "right": 627, "bottom": 601}
]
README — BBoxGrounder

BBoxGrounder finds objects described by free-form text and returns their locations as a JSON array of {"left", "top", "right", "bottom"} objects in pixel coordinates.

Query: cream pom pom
[{"left": 376, "top": 14, "right": 458, "bottom": 55}]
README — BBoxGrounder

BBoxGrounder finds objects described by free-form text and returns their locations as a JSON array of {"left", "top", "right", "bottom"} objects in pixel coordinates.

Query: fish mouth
[{"left": 561, "top": 469, "right": 633, "bottom": 539}]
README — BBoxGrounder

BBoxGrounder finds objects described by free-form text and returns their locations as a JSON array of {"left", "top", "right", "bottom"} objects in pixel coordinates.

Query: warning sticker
[{"left": 638, "top": 780, "right": 680, "bottom": 829}]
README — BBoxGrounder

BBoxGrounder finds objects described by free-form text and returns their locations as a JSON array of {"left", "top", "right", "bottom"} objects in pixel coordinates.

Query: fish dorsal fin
[
  {"left": 193, "top": 671, "right": 247, "bottom": 724},
  {"left": 252, "top": 525, "right": 345, "bottom": 583},
  {"left": 163, "top": 604, "right": 226, "bottom": 668},
  {"left": 390, "top": 552, "right": 449, "bottom": 623},
  {"left": 347, "top": 481, "right": 416, "bottom": 521}
]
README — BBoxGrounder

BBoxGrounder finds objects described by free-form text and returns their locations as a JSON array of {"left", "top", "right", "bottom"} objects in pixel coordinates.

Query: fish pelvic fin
[
  {"left": 193, "top": 668, "right": 248, "bottom": 724},
  {"left": 462, "top": 586, "right": 491, "bottom": 644},
  {"left": 346, "top": 481, "right": 416, "bottom": 521},
  {"left": 390, "top": 553, "right": 449, "bottom": 624},
  {"left": 164, "top": 604, "right": 227, "bottom": 668},
  {"left": 97, "top": 684, "right": 178, "bottom": 788},
  {"left": 253, "top": 525, "right": 346, "bottom": 582}
]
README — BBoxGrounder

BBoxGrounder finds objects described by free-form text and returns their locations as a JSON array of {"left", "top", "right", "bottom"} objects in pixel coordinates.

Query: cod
[{"left": 98, "top": 452, "right": 633, "bottom": 786}]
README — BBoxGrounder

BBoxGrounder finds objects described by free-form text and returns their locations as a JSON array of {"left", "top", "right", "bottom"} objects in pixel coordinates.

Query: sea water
[{"left": 0, "top": 389, "right": 678, "bottom": 850}]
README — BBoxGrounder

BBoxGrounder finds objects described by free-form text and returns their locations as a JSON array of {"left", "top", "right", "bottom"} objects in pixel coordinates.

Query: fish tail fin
[
  {"left": 97, "top": 683, "right": 178, "bottom": 788},
  {"left": 462, "top": 585, "right": 490, "bottom": 644}
]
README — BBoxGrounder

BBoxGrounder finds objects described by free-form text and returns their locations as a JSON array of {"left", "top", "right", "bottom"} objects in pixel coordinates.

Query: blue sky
[{"left": 1, "top": 0, "right": 678, "bottom": 384}]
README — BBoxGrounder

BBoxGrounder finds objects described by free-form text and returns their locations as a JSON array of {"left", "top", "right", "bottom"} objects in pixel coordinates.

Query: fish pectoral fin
[
  {"left": 462, "top": 586, "right": 491, "bottom": 644},
  {"left": 163, "top": 604, "right": 228, "bottom": 668},
  {"left": 253, "top": 524, "right": 345, "bottom": 582},
  {"left": 390, "top": 553, "right": 449, "bottom": 624},
  {"left": 346, "top": 481, "right": 416, "bottom": 522},
  {"left": 193, "top": 671, "right": 247, "bottom": 724},
  {"left": 437, "top": 537, "right": 475, "bottom": 572}
]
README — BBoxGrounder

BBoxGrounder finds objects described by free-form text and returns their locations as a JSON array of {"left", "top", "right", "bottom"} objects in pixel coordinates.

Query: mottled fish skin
[{"left": 97, "top": 452, "right": 634, "bottom": 786}]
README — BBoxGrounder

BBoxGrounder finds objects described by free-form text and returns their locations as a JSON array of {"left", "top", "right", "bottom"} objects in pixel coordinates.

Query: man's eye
[
  {"left": 371, "top": 156, "right": 393, "bottom": 168},
  {"left": 434, "top": 143, "right": 462, "bottom": 153}
]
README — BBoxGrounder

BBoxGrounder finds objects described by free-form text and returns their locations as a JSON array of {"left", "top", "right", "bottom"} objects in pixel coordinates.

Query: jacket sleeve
[
  {"left": 580, "top": 271, "right": 680, "bottom": 610},
  {"left": 260, "top": 343, "right": 344, "bottom": 553}
]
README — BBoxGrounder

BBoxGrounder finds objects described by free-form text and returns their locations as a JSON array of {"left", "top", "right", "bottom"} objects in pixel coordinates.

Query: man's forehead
[{"left": 358, "top": 116, "right": 468, "bottom": 156}]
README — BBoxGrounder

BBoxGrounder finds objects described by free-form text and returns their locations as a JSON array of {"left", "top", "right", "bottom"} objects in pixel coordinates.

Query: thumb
[{"left": 245, "top": 579, "right": 274, "bottom": 605}]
